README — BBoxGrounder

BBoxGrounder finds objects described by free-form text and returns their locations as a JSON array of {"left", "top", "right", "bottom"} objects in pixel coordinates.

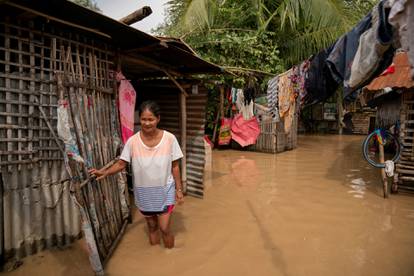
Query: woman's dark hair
[{"left": 139, "top": 100, "right": 161, "bottom": 117}]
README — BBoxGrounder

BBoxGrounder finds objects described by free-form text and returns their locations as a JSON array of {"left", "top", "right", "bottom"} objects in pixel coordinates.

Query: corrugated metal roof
[
  {"left": 1, "top": 0, "right": 223, "bottom": 77},
  {"left": 366, "top": 52, "right": 414, "bottom": 91}
]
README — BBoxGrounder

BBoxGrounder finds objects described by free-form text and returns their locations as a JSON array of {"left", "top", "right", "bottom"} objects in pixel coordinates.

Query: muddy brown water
[{"left": 4, "top": 135, "right": 414, "bottom": 276}]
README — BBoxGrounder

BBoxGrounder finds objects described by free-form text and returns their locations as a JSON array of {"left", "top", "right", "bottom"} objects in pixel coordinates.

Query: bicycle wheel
[{"left": 362, "top": 130, "right": 401, "bottom": 168}]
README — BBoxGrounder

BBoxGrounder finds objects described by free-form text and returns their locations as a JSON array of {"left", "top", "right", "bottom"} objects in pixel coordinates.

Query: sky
[{"left": 96, "top": 0, "right": 169, "bottom": 34}]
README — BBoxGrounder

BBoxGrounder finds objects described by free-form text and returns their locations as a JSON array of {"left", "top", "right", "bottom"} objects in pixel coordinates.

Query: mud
[{"left": 4, "top": 135, "right": 414, "bottom": 276}]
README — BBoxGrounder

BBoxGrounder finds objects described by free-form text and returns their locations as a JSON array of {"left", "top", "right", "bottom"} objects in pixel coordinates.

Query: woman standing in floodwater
[{"left": 89, "top": 100, "right": 184, "bottom": 248}]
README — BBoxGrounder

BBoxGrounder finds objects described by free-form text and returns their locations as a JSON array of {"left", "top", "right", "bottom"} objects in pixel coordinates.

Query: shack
[
  {"left": 363, "top": 51, "right": 414, "bottom": 192},
  {"left": 0, "top": 0, "right": 222, "bottom": 272}
]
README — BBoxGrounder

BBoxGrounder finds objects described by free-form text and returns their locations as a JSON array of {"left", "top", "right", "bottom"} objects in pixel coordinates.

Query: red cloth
[
  {"left": 231, "top": 114, "right": 260, "bottom": 147},
  {"left": 380, "top": 63, "right": 395, "bottom": 76}
]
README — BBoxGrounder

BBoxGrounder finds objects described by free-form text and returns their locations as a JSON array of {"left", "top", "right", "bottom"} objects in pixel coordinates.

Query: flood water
[{"left": 5, "top": 135, "right": 414, "bottom": 276}]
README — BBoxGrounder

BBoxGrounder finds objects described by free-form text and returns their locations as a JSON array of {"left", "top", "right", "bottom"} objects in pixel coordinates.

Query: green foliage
[
  {"left": 156, "top": 0, "right": 377, "bottom": 136},
  {"left": 70, "top": 0, "right": 101, "bottom": 12},
  {"left": 187, "top": 30, "right": 284, "bottom": 74},
  {"left": 157, "top": 0, "right": 377, "bottom": 69}
]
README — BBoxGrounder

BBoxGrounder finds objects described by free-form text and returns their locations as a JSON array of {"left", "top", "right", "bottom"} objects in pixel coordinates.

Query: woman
[{"left": 89, "top": 100, "right": 184, "bottom": 249}]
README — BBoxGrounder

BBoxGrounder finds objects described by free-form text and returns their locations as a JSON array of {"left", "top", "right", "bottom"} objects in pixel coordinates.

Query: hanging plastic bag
[{"left": 218, "top": 117, "right": 232, "bottom": 145}]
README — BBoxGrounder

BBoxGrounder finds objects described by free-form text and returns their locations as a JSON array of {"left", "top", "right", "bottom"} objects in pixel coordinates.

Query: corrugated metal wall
[
  {"left": 134, "top": 83, "right": 207, "bottom": 198},
  {"left": 1, "top": 162, "right": 81, "bottom": 260}
]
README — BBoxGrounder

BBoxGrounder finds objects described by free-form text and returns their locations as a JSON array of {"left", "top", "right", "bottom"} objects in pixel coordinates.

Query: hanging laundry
[
  {"left": 290, "top": 60, "right": 311, "bottom": 107},
  {"left": 231, "top": 87, "right": 238, "bottom": 103},
  {"left": 278, "top": 69, "right": 294, "bottom": 118},
  {"left": 116, "top": 72, "right": 136, "bottom": 144},
  {"left": 243, "top": 87, "right": 255, "bottom": 106},
  {"left": 230, "top": 114, "right": 260, "bottom": 147},
  {"left": 380, "top": 63, "right": 395, "bottom": 76},
  {"left": 236, "top": 89, "right": 254, "bottom": 120},
  {"left": 349, "top": 1, "right": 394, "bottom": 89},
  {"left": 279, "top": 70, "right": 298, "bottom": 134},
  {"left": 387, "top": 0, "right": 414, "bottom": 78},
  {"left": 266, "top": 76, "right": 280, "bottom": 122},
  {"left": 284, "top": 98, "right": 297, "bottom": 134},
  {"left": 326, "top": 12, "right": 372, "bottom": 97},
  {"left": 304, "top": 46, "right": 339, "bottom": 106}
]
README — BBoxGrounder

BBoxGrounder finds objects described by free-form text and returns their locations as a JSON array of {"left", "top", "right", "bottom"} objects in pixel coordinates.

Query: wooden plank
[
  {"left": 396, "top": 164, "right": 414, "bottom": 170},
  {"left": 396, "top": 168, "right": 414, "bottom": 175}
]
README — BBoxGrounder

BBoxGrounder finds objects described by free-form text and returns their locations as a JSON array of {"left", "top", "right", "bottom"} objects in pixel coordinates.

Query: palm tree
[{"left": 160, "top": 0, "right": 376, "bottom": 67}]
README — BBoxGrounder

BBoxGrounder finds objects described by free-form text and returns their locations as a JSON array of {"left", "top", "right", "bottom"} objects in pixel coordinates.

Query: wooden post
[
  {"left": 180, "top": 92, "right": 187, "bottom": 194},
  {"left": 219, "top": 86, "right": 224, "bottom": 119},
  {"left": 337, "top": 89, "right": 344, "bottom": 135},
  {"left": 163, "top": 70, "right": 188, "bottom": 194},
  {"left": 379, "top": 143, "right": 388, "bottom": 198}
]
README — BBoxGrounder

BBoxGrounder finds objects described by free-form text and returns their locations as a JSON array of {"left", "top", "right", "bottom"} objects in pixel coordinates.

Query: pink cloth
[
  {"left": 116, "top": 72, "right": 136, "bottom": 144},
  {"left": 231, "top": 114, "right": 260, "bottom": 147}
]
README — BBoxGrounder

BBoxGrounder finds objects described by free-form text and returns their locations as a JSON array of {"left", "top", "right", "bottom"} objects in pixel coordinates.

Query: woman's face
[{"left": 140, "top": 109, "right": 160, "bottom": 133}]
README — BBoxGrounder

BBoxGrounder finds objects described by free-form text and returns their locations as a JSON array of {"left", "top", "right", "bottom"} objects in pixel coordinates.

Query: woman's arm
[
  {"left": 89, "top": 160, "right": 128, "bottom": 181},
  {"left": 172, "top": 160, "right": 184, "bottom": 203}
]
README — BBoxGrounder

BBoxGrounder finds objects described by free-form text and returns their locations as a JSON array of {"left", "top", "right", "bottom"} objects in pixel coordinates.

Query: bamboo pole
[{"left": 62, "top": 48, "right": 110, "bottom": 256}]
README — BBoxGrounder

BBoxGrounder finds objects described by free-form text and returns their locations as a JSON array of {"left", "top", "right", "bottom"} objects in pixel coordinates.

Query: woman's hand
[
  {"left": 88, "top": 168, "right": 107, "bottom": 181},
  {"left": 176, "top": 190, "right": 184, "bottom": 205}
]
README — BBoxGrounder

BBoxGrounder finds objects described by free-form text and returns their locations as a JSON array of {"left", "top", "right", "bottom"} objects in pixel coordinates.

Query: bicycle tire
[{"left": 362, "top": 130, "right": 401, "bottom": 168}]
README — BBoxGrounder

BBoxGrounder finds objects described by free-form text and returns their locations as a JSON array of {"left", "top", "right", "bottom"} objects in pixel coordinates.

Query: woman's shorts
[{"left": 140, "top": 205, "right": 175, "bottom": 217}]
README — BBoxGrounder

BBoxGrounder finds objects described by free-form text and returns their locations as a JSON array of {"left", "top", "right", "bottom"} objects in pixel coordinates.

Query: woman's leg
[
  {"left": 158, "top": 212, "right": 174, "bottom": 248},
  {"left": 145, "top": 216, "right": 160, "bottom": 245}
]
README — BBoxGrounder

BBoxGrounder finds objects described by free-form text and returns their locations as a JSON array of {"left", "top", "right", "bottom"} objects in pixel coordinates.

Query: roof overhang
[{"left": 1, "top": 0, "right": 223, "bottom": 78}]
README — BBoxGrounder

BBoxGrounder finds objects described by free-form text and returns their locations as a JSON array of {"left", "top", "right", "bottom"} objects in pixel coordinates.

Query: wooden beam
[
  {"left": 163, "top": 70, "right": 189, "bottom": 97},
  {"left": 119, "top": 6, "right": 152, "bottom": 25},
  {"left": 121, "top": 54, "right": 183, "bottom": 77}
]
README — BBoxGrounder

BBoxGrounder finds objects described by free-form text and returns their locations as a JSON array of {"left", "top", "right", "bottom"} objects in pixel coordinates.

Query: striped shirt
[{"left": 120, "top": 130, "right": 183, "bottom": 212}]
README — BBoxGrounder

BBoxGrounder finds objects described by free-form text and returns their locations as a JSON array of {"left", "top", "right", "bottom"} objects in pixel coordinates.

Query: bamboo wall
[{"left": 0, "top": 16, "right": 128, "bottom": 272}]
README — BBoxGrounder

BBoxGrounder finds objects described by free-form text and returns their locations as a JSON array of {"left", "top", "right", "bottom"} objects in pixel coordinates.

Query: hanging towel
[{"left": 116, "top": 72, "right": 136, "bottom": 144}]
